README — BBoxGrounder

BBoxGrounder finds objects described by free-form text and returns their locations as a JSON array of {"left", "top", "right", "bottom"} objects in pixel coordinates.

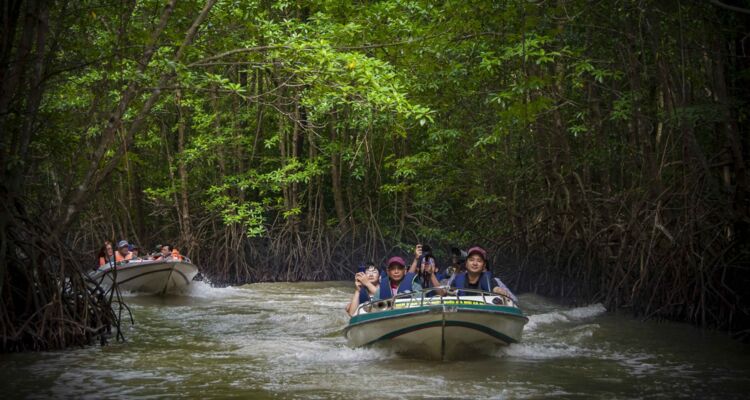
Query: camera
[
  {"left": 421, "top": 244, "right": 432, "bottom": 259},
  {"left": 416, "top": 245, "right": 436, "bottom": 281}
]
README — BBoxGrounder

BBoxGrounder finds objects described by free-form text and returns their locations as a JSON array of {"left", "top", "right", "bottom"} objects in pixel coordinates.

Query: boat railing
[
  {"left": 356, "top": 287, "right": 517, "bottom": 315},
  {"left": 95, "top": 255, "right": 192, "bottom": 271}
]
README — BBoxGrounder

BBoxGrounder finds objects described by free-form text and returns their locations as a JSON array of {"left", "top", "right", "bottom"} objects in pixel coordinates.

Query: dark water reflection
[{"left": 2, "top": 282, "right": 749, "bottom": 399}]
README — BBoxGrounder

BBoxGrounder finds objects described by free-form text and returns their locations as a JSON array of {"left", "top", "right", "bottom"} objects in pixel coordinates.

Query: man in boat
[
  {"left": 345, "top": 262, "right": 381, "bottom": 316},
  {"left": 378, "top": 256, "right": 422, "bottom": 299},
  {"left": 129, "top": 244, "right": 141, "bottom": 259},
  {"left": 153, "top": 244, "right": 171, "bottom": 260},
  {"left": 115, "top": 240, "right": 134, "bottom": 263},
  {"left": 449, "top": 246, "right": 517, "bottom": 302}
]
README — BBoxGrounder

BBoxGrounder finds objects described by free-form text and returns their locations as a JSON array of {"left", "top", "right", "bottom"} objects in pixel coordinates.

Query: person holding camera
[
  {"left": 408, "top": 244, "right": 442, "bottom": 293},
  {"left": 345, "top": 262, "right": 381, "bottom": 316}
]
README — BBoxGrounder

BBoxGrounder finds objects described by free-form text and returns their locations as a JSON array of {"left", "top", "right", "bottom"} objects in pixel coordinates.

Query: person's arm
[
  {"left": 345, "top": 279, "right": 363, "bottom": 316},
  {"left": 491, "top": 277, "right": 517, "bottom": 302},
  {"left": 408, "top": 244, "right": 422, "bottom": 274},
  {"left": 429, "top": 271, "right": 442, "bottom": 289},
  {"left": 360, "top": 278, "right": 378, "bottom": 295},
  {"left": 345, "top": 288, "right": 360, "bottom": 316},
  {"left": 425, "top": 264, "right": 447, "bottom": 296}
]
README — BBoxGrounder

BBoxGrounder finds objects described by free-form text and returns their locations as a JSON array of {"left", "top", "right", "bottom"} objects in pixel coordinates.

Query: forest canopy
[{"left": 1, "top": 0, "right": 749, "bottom": 350}]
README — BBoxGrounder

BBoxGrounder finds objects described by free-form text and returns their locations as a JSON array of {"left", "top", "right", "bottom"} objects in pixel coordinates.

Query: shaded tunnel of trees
[{"left": 1, "top": 0, "right": 749, "bottom": 351}]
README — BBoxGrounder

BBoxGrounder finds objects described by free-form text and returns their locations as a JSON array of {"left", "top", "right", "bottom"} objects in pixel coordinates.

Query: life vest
[
  {"left": 115, "top": 252, "right": 133, "bottom": 263},
  {"left": 358, "top": 287, "right": 372, "bottom": 304},
  {"left": 452, "top": 271, "right": 492, "bottom": 294},
  {"left": 378, "top": 272, "right": 417, "bottom": 300}
]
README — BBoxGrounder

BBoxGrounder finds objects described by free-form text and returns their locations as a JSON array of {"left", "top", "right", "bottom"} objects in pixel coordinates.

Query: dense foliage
[{"left": 2, "top": 0, "right": 748, "bottom": 350}]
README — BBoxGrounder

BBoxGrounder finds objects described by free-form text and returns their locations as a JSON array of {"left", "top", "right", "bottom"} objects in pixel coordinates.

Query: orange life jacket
[{"left": 115, "top": 252, "right": 133, "bottom": 262}]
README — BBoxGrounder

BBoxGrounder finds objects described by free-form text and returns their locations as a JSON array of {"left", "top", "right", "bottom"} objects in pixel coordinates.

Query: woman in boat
[
  {"left": 377, "top": 256, "right": 422, "bottom": 300},
  {"left": 345, "top": 262, "right": 381, "bottom": 316},
  {"left": 407, "top": 244, "right": 442, "bottom": 292},
  {"left": 449, "top": 246, "right": 517, "bottom": 301},
  {"left": 97, "top": 240, "right": 114, "bottom": 269}
]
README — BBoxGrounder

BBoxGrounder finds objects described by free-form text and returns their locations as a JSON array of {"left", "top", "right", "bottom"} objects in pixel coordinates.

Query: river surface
[{"left": 2, "top": 282, "right": 749, "bottom": 399}]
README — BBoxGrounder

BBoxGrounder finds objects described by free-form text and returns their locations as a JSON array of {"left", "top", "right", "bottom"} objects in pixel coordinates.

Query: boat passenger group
[
  {"left": 95, "top": 240, "right": 183, "bottom": 270},
  {"left": 345, "top": 244, "right": 517, "bottom": 316}
]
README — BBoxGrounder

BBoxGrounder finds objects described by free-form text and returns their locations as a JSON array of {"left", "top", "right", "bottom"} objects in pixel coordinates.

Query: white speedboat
[
  {"left": 344, "top": 289, "right": 528, "bottom": 360},
  {"left": 90, "top": 258, "right": 199, "bottom": 295}
]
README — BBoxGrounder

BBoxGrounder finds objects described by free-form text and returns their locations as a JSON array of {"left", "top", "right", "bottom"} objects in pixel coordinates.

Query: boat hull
[
  {"left": 344, "top": 297, "right": 528, "bottom": 360},
  {"left": 91, "top": 260, "right": 198, "bottom": 295}
]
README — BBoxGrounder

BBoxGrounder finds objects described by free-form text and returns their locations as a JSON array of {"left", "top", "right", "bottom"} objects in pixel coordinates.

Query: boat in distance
[
  {"left": 344, "top": 289, "right": 528, "bottom": 360},
  {"left": 90, "top": 258, "right": 199, "bottom": 296}
]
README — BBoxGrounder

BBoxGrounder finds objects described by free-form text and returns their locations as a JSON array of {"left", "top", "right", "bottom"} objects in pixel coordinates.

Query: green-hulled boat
[{"left": 344, "top": 289, "right": 528, "bottom": 360}]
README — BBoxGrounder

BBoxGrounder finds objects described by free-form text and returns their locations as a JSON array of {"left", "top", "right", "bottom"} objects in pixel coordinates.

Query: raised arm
[
  {"left": 345, "top": 275, "right": 364, "bottom": 316},
  {"left": 408, "top": 244, "right": 422, "bottom": 274}
]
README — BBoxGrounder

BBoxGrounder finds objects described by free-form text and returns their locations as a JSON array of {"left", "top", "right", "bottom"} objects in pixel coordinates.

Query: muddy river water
[{"left": 2, "top": 282, "right": 749, "bottom": 399}]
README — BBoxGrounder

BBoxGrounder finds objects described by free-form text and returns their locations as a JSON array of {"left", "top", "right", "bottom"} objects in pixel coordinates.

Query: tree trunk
[
  {"left": 330, "top": 113, "right": 347, "bottom": 229},
  {"left": 176, "top": 89, "right": 193, "bottom": 255}
]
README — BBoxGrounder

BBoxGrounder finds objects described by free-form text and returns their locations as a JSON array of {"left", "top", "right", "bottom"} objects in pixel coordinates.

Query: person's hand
[
  {"left": 355, "top": 272, "right": 366, "bottom": 289},
  {"left": 492, "top": 286, "right": 510, "bottom": 297},
  {"left": 414, "top": 244, "right": 422, "bottom": 260}
]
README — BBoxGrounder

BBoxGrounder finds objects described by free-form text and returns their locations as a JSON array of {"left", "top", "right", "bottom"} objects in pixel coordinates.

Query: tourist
[
  {"left": 154, "top": 244, "right": 171, "bottom": 260},
  {"left": 408, "top": 243, "right": 424, "bottom": 274},
  {"left": 407, "top": 244, "right": 444, "bottom": 294},
  {"left": 130, "top": 244, "right": 141, "bottom": 259},
  {"left": 446, "top": 247, "right": 467, "bottom": 278},
  {"left": 97, "top": 240, "right": 114, "bottom": 269},
  {"left": 378, "top": 256, "right": 420, "bottom": 299},
  {"left": 345, "top": 262, "right": 381, "bottom": 316},
  {"left": 115, "top": 240, "right": 133, "bottom": 263},
  {"left": 449, "top": 246, "right": 516, "bottom": 301}
]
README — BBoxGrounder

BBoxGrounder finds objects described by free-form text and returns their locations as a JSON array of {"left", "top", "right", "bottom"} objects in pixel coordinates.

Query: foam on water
[
  {"left": 525, "top": 303, "right": 607, "bottom": 331},
  {"left": 498, "top": 303, "right": 608, "bottom": 361},
  {"left": 501, "top": 342, "right": 588, "bottom": 359},
  {"left": 177, "top": 281, "right": 244, "bottom": 299}
]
